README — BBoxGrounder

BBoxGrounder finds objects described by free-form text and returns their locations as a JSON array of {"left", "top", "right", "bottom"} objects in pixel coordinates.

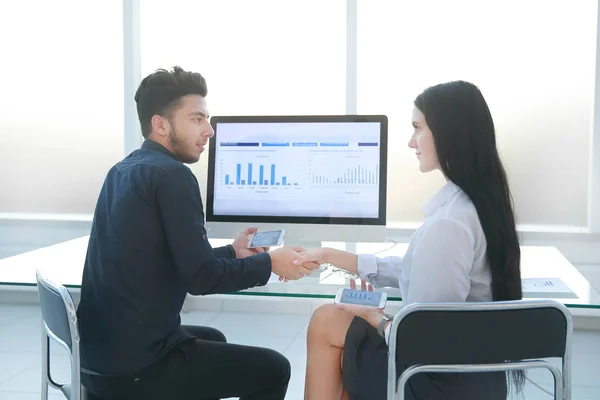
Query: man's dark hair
[{"left": 134, "top": 66, "right": 208, "bottom": 138}]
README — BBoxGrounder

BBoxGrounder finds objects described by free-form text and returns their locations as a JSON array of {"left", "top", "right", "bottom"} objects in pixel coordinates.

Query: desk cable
[
  {"left": 373, "top": 239, "right": 399, "bottom": 255},
  {"left": 524, "top": 376, "right": 554, "bottom": 396}
]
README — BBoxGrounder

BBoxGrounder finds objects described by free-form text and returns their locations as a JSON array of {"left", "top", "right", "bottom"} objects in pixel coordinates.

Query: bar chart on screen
[
  {"left": 210, "top": 120, "right": 383, "bottom": 218},
  {"left": 222, "top": 162, "right": 301, "bottom": 188},
  {"left": 216, "top": 140, "right": 380, "bottom": 198},
  {"left": 309, "top": 164, "right": 379, "bottom": 188}
]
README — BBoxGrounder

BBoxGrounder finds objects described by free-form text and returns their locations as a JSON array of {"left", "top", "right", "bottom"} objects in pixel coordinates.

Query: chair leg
[
  {"left": 41, "top": 334, "right": 49, "bottom": 400},
  {"left": 41, "top": 380, "right": 48, "bottom": 400},
  {"left": 70, "top": 354, "right": 81, "bottom": 400},
  {"left": 546, "top": 365, "right": 563, "bottom": 400},
  {"left": 563, "top": 357, "right": 571, "bottom": 400}
]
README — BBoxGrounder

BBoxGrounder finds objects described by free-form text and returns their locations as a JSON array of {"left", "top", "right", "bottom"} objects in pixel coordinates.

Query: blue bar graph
[
  {"left": 248, "top": 163, "right": 252, "bottom": 185},
  {"left": 311, "top": 165, "right": 379, "bottom": 185},
  {"left": 270, "top": 165, "right": 275, "bottom": 185},
  {"left": 225, "top": 163, "right": 298, "bottom": 186}
]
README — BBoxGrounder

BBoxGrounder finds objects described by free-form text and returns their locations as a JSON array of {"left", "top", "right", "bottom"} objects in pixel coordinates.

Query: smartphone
[
  {"left": 247, "top": 229, "right": 286, "bottom": 248},
  {"left": 334, "top": 287, "right": 388, "bottom": 308}
]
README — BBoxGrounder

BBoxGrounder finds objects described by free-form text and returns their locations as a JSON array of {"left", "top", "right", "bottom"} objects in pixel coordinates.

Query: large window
[
  {"left": 0, "top": 1, "right": 124, "bottom": 214},
  {"left": 140, "top": 0, "right": 347, "bottom": 197},
  {"left": 2, "top": 0, "right": 596, "bottom": 230},
  {"left": 357, "top": 0, "right": 597, "bottom": 226}
]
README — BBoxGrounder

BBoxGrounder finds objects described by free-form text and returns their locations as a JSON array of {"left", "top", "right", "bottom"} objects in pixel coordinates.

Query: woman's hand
[
  {"left": 350, "top": 278, "right": 373, "bottom": 292},
  {"left": 334, "top": 303, "right": 385, "bottom": 330},
  {"left": 293, "top": 247, "right": 328, "bottom": 266},
  {"left": 338, "top": 278, "right": 383, "bottom": 329},
  {"left": 277, "top": 247, "right": 325, "bottom": 282}
]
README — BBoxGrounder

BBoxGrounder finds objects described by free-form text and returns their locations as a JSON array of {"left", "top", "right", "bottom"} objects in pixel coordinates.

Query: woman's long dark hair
[{"left": 414, "top": 81, "right": 525, "bottom": 394}]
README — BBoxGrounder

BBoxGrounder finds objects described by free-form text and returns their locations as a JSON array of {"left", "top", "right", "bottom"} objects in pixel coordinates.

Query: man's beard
[{"left": 168, "top": 127, "right": 199, "bottom": 164}]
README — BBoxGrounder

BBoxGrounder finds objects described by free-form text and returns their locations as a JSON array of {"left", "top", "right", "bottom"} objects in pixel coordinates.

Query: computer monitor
[{"left": 206, "top": 115, "right": 388, "bottom": 248}]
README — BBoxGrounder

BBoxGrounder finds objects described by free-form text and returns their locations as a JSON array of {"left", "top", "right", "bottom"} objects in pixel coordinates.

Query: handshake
[
  {"left": 231, "top": 228, "right": 326, "bottom": 281},
  {"left": 268, "top": 246, "right": 322, "bottom": 281}
]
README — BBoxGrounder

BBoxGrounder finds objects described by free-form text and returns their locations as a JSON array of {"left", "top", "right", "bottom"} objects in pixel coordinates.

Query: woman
[{"left": 295, "top": 81, "right": 524, "bottom": 400}]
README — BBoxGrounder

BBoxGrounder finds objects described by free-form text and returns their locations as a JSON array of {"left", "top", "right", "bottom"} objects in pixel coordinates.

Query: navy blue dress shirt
[{"left": 77, "top": 140, "right": 272, "bottom": 376}]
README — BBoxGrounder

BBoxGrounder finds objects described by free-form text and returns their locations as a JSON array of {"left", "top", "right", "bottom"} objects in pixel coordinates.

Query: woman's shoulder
[
  {"left": 437, "top": 190, "right": 480, "bottom": 224},
  {"left": 423, "top": 190, "right": 485, "bottom": 247}
]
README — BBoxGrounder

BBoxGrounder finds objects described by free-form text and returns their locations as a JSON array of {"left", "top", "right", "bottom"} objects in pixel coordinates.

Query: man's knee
[
  {"left": 182, "top": 325, "right": 227, "bottom": 343},
  {"left": 206, "top": 328, "right": 227, "bottom": 343},
  {"left": 261, "top": 348, "right": 291, "bottom": 386}
]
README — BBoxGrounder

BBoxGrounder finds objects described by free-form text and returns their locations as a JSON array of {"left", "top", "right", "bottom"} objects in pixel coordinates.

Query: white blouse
[{"left": 357, "top": 181, "right": 494, "bottom": 342}]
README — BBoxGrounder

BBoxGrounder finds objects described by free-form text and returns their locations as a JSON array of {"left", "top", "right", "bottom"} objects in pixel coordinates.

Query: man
[{"left": 77, "top": 66, "right": 318, "bottom": 400}]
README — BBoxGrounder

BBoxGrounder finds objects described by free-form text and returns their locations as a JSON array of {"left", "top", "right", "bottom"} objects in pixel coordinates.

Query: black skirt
[{"left": 342, "top": 317, "right": 508, "bottom": 400}]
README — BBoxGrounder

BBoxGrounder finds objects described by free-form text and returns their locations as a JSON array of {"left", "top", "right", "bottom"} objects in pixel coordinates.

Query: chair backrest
[
  {"left": 391, "top": 300, "right": 572, "bottom": 367},
  {"left": 36, "top": 270, "right": 78, "bottom": 352}
]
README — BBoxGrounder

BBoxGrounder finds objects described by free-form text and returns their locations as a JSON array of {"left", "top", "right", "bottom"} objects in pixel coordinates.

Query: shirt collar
[
  {"left": 141, "top": 139, "right": 176, "bottom": 159},
  {"left": 421, "top": 180, "right": 462, "bottom": 218}
]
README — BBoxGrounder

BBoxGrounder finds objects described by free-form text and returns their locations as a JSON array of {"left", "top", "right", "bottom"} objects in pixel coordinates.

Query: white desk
[{"left": 0, "top": 236, "right": 598, "bottom": 309}]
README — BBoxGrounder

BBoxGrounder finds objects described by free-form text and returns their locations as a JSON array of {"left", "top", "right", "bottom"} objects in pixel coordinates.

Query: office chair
[
  {"left": 387, "top": 299, "right": 572, "bottom": 400},
  {"left": 36, "top": 270, "right": 100, "bottom": 400}
]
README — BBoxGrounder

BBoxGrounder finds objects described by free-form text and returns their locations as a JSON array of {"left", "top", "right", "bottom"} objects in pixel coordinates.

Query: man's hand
[
  {"left": 231, "top": 227, "right": 269, "bottom": 259},
  {"left": 277, "top": 247, "right": 324, "bottom": 282},
  {"left": 269, "top": 246, "right": 320, "bottom": 280}
]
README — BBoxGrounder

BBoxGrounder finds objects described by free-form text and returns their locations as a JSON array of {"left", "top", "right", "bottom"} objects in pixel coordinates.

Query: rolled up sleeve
[{"left": 357, "top": 254, "right": 402, "bottom": 289}]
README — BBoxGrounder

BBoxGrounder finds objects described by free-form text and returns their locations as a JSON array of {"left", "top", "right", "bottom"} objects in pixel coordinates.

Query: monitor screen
[{"left": 206, "top": 115, "right": 387, "bottom": 226}]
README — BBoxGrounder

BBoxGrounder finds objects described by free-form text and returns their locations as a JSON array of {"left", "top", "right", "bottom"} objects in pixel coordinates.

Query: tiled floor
[{"left": 0, "top": 305, "right": 598, "bottom": 400}]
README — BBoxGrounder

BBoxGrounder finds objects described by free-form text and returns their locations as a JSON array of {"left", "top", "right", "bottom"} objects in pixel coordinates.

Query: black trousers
[{"left": 82, "top": 325, "right": 291, "bottom": 400}]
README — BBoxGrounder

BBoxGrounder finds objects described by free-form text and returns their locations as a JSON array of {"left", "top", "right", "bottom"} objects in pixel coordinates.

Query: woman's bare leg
[{"left": 305, "top": 304, "right": 355, "bottom": 400}]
